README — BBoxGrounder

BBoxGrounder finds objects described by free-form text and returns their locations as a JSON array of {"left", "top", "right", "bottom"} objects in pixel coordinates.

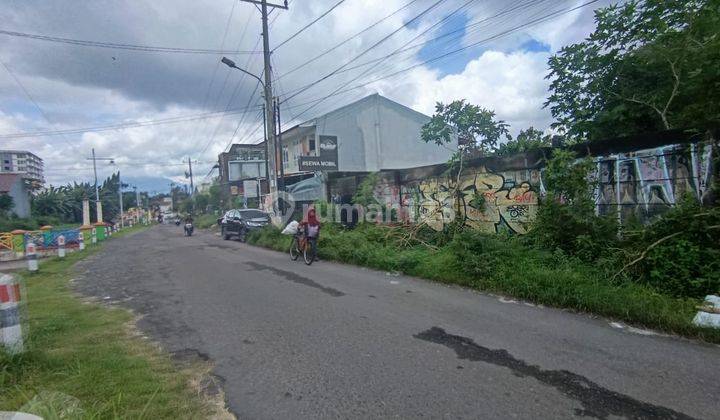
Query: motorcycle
[
  {"left": 175, "top": 219, "right": 181, "bottom": 226},
  {"left": 184, "top": 222, "right": 194, "bottom": 236}
]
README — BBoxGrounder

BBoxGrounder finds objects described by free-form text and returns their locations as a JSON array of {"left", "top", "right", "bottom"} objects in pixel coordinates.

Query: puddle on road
[
  {"left": 244, "top": 262, "right": 345, "bottom": 297},
  {"left": 413, "top": 327, "right": 695, "bottom": 420}
]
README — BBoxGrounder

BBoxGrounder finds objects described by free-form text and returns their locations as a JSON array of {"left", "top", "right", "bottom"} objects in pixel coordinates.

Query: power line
[
  {"left": 0, "top": 28, "right": 261, "bottom": 55},
  {"left": 286, "top": 0, "right": 601, "bottom": 121},
  {"left": 275, "top": 0, "right": 421, "bottom": 83},
  {"left": 196, "top": 1, "right": 289, "bottom": 159},
  {"left": 328, "top": 0, "right": 551, "bottom": 77},
  {"left": 188, "top": 0, "right": 242, "bottom": 150},
  {"left": 272, "top": 0, "right": 347, "bottom": 51},
  {"left": 279, "top": 0, "right": 549, "bottom": 98},
  {"left": 281, "top": 0, "right": 447, "bottom": 104},
  {"left": 0, "top": 104, "right": 262, "bottom": 139},
  {"left": 0, "top": 58, "right": 82, "bottom": 152},
  {"left": 289, "top": 0, "right": 478, "bottom": 119}
]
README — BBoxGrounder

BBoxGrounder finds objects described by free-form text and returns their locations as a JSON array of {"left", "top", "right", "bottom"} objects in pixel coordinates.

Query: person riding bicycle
[
  {"left": 184, "top": 214, "right": 194, "bottom": 224},
  {"left": 299, "top": 208, "right": 320, "bottom": 259},
  {"left": 299, "top": 208, "right": 320, "bottom": 239}
]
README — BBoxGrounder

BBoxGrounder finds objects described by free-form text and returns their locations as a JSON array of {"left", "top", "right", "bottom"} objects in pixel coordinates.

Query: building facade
[
  {"left": 280, "top": 94, "right": 453, "bottom": 175},
  {"left": 217, "top": 143, "right": 267, "bottom": 201},
  {"left": 0, "top": 173, "right": 31, "bottom": 218},
  {"left": 0, "top": 150, "right": 44, "bottom": 187}
]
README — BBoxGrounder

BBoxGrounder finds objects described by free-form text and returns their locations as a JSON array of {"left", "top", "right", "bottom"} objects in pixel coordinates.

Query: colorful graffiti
[
  {"left": 368, "top": 139, "right": 716, "bottom": 234},
  {"left": 596, "top": 142, "right": 715, "bottom": 224},
  {"left": 374, "top": 167, "right": 541, "bottom": 234}
]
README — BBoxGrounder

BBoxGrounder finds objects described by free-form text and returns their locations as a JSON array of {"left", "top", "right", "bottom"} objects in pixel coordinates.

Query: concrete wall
[
  {"left": 363, "top": 131, "right": 717, "bottom": 234},
  {"left": 7, "top": 178, "right": 30, "bottom": 218}
]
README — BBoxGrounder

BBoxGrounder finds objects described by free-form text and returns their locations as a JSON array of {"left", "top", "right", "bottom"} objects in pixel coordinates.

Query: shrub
[
  {"left": 621, "top": 195, "right": 720, "bottom": 298},
  {"left": 527, "top": 149, "right": 618, "bottom": 259}
]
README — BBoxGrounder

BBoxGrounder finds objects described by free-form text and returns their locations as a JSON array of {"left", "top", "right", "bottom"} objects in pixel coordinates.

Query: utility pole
[
  {"left": 187, "top": 157, "right": 194, "bottom": 197},
  {"left": 86, "top": 149, "right": 115, "bottom": 224},
  {"left": 91, "top": 148, "right": 99, "bottom": 204},
  {"left": 134, "top": 186, "right": 140, "bottom": 223},
  {"left": 117, "top": 171, "right": 124, "bottom": 228},
  {"left": 239, "top": 0, "right": 288, "bottom": 215},
  {"left": 274, "top": 97, "right": 286, "bottom": 215}
]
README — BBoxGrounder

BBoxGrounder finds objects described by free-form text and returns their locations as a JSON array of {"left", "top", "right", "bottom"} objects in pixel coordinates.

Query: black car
[{"left": 218, "top": 209, "right": 271, "bottom": 242}]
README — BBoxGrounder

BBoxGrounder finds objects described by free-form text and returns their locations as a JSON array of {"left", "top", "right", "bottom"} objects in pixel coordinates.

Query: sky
[{"left": 0, "top": 0, "right": 615, "bottom": 191}]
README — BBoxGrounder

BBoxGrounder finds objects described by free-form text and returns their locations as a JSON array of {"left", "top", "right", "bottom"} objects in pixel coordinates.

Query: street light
[
  {"left": 108, "top": 160, "right": 124, "bottom": 228},
  {"left": 221, "top": 57, "right": 265, "bottom": 88},
  {"left": 221, "top": 56, "right": 282, "bottom": 215}
]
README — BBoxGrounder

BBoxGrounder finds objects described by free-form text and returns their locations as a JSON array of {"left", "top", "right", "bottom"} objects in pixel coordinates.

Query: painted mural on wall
[
  {"left": 595, "top": 142, "right": 715, "bottom": 224},
  {"left": 370, "top": 139, "right": 716, "bottom": 234},
  {"left": 374, "top": 167, "right": 542, "bottom": 234}
]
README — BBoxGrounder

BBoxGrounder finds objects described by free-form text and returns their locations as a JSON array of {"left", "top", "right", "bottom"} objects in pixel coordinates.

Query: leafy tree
[
  {"left": 546, "top": 0, "right": 720, "bottom": 141},
  {"left": 0, "top": 194, "right": 13, "bottom": 215},
  {"left": 496, "top": 127, "right": 552, "bottom": 156},
  {"left": 32, "top": 186, "right": 72, "bottom": 219},
  {"left": 421, "top": 100, "right": 510, "bottom": 156}
]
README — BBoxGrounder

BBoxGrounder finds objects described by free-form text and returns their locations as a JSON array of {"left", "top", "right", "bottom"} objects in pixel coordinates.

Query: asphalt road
[{"left": 74, "top": 225, "right": 720, "bottom": 419}]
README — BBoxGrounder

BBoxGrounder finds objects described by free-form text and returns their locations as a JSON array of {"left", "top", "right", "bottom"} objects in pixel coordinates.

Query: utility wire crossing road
[{"left": 75, "top": 226, "right": 719, "bottom": 419}]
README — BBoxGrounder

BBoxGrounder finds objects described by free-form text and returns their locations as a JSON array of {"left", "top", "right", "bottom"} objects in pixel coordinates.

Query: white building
[
  {"left": 277, "top": 94, "right": 455, "bottom": 202},
  {"left": 0, "top": 150, "right": 44, "bottom": 187},
  {"left": 280, "top": 94, "right": 453, "bottom": 175}
]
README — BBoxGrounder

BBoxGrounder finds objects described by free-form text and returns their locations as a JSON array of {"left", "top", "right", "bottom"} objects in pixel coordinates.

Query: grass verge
[
  {"left": 247, "top": 224, "right": 720, "bottom": 344},
  {"left": 0, "top": 223, "right": 225, "bottom": 418}
]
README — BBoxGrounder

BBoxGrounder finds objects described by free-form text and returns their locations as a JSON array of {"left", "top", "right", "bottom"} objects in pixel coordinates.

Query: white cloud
[
  {"left": 371, "top": 49, "right": 553, "bottom": 137},
  {"left": 0, "top": 0, "right": 608, "bottom": 189}
]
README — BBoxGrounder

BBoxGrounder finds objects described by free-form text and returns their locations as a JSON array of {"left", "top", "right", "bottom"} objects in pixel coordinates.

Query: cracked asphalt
[{"left": 73, "top": 225, "right": 720, "bottom": 419}]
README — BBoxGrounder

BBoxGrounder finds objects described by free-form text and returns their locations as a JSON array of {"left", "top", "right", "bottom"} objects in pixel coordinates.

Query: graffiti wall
[
  {"left": 595, "top": 141, "right": 715, "bottom": 224},
  {"left": 364, "top": 136, "right": 716, "bottom": 234}
]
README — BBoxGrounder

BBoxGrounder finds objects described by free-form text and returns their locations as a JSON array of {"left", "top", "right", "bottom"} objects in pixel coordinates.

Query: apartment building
[{"left": 0, "top": 150, "right": 44, "bottom": 186}]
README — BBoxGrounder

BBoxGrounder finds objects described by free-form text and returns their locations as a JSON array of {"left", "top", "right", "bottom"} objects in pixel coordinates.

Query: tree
[
  {"left": 496, "top": 127, "right": 551, "bottom": 156},
  {"left": 421, "top": 100, "right": 510, "bottom": 156},
  {"left": 546, "top": 0, "right": 720, "bottom": 141},
  {"left": 0, "top": 194, "right": 13, "bottom": 215}
]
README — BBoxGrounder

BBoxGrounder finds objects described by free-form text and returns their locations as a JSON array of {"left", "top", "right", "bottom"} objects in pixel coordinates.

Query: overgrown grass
[
  {"left": 247, "top": 224, "right": 720, "bottom": 344},
  {"left": 0, "top": 223, "right": 221, "bottom": 418},
  {"left": 194, "top": 214, "right": 219, "bottom": 230}
]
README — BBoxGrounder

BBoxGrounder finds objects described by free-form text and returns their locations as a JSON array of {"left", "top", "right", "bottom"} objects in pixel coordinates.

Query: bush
[
  {"left": 527, "top": 149, "right": 618, "bottom": 260},
  {"left": 621, "top": 196, "right": 720, "bottom": 298}
]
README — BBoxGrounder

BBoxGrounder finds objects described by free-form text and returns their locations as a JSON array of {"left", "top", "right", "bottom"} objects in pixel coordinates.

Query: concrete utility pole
[
  {"left": 117, "top": 170, "right": 124, "bottom": 228},
  {"left": 134, "top": 186, "right": 140, "bottom": 223},
  {"left": 186, "top": 157, "right": 195, "bottom": 197},
  {"left": 238, "top": 0, "right": 288, "bottom": 214},
  {"left": 87, "top": 149, "right": 115, "bottom": 223}
]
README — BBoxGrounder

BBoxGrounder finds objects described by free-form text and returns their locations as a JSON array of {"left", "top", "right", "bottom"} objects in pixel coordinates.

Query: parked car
[{"left": 218, "top": 209, "right": 270, "bottom": 242}]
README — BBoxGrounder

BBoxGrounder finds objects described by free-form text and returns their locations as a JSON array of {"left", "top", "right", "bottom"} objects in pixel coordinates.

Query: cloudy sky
[{"left": 0, "top": 0, "right": 614, "bottom": 191}]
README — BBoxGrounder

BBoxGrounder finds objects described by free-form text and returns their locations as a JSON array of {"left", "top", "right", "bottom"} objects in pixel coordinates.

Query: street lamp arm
[{"left": 221, "top": 56, "right": 265, "bottom": 88}]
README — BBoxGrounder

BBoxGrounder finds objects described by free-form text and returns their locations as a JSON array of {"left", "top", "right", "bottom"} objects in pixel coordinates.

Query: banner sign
[{"left": 299, "top": 135, "right": 338, "bottom": 172}]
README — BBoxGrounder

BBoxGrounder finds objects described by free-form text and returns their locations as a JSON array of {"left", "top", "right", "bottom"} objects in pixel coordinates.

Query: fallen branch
[{"left": 612, "top": 224, "right": 720, "bottom": 281}]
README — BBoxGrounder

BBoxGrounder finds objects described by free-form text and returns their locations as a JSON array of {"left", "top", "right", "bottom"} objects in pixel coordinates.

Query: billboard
[{"left": 299, "top": 135, "right": 338, "bottom": 172}]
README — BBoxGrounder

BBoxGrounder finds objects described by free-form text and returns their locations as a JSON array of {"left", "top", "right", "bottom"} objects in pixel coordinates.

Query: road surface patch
[
  {"left": 244, "top": 261, "right": 345, "bottom": 297},
  {"left": 413, "top": 327, "right": 695, "bottom": 420}
]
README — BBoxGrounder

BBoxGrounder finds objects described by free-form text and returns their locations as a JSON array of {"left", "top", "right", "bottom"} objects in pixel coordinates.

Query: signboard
[
  {"left": 229, "top": 160, "right": 265, "bottom": 181},
  {"left": 230, "top": 185, "right": 239, "bottom": 196},
  {"left": 299, "top": 135, "right": 338, "bottom": 172},
  {"left": 243, "top": 180, "right": 259, "bottom": 198}
]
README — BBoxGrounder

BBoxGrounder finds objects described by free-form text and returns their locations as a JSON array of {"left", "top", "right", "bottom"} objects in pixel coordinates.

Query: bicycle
[{"left": 289, "top": 231, "right": 317, "bottom": 265}]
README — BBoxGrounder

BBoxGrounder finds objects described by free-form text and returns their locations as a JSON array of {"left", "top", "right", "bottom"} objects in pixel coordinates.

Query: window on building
[{"left": 309, "top": 138, "right": 316, "bottom": 153}]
